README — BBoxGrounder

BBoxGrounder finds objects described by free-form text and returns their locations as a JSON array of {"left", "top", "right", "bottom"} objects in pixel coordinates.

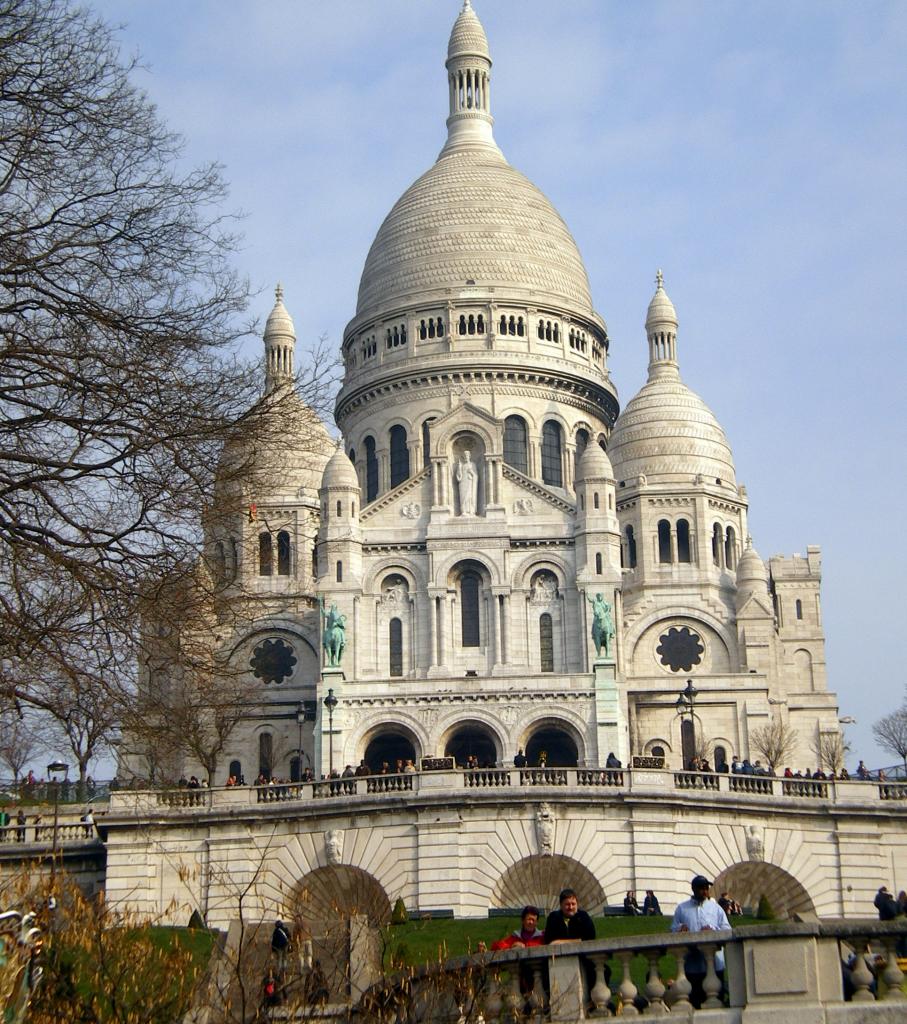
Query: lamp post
[
  {"left": 675, "top": 680, "right": 699, "bottom": 769},
  {"left": 47, "top": 760, "right": 69, "bottom": 886},
  {"left": 323, "top": 688, "right": 338, "bottom": 779}
]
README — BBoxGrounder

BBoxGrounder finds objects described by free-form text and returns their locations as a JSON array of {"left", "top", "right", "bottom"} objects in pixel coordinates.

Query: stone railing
[
  {"left": 364, "top": 920, "right": 907, "bottom": 1023},
  {"left": 107, "top": 768, "right": 907, "bottom": 815},
  {"left": 0, "top": 821, "right": 98, "bottom": 846}
]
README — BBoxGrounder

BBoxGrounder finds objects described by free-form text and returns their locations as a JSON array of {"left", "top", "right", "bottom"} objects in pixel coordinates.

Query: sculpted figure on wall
[
  {"left": 589, "top": 592, "right": 615, "bottom": 660},
  {"left": 456, "top": 449, "right": 479, "bottom": 516},
  {"left": 536, "top": 802, "right": 555, "bottom": 856},
  {"left": 746, "top": 824, "right": 764, "bottom": 862},
  {"left": 325, "top": 828, "right": 344, "bottom": 865},
  {"left": 320, "top": 599, "right": 346, "bottom": 667}
]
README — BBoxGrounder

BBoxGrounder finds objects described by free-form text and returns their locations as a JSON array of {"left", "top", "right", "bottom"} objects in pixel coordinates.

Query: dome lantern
[
  {"left": 263, "top": 282, "right": 296, "bottom": 394},
  {"left": 440, "top": 1, "right": 500, "bottom": 157},
  {"left": 645, "top": 269, "right": 679, "bottom": 382}
]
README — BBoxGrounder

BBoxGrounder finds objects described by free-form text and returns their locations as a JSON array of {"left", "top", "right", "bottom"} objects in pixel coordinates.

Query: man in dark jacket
[
  {"left": 271, "top": 919, "right": 291, "bottom": 974},
  {"left": 543, "top": 888, "right": 602, "bottom": 996}
]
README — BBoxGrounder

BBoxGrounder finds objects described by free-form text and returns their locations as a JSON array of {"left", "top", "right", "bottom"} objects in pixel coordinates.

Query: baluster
[
  {"left": 616, "top": 950, "right": 639, "bottom": 1015},
  {"left": 644, "top": 949, "right": 668, "bottom": 1014},
  {"left": 669, "top": 946, "right": 692, "bottom": 1009},
  {"left": 484, "top": 972, "right": 504, "bottom": 1022},
  {"left": 504, "top": 968, "right": 523, "bottom": 1022},
  {"left": 849, "top": 941, "right": 876, "bottom": 1002},
  {"left": 701, "top": 944, "right": 723, "bottom": 1008},
  {"left": 527, "top": 962, "right": 547, "bottom": 1022},
  {"left": 881, "top": 938, "right": 906, "bottom": 1000},
  {"left": 588, "top": 953, "right": 612, "bottom": 1016}
]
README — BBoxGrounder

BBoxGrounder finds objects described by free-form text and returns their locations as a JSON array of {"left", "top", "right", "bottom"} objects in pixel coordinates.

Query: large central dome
[
  {"left": 356, "top": 148, "right": 595, "bottom": 320},
  {"left": 353, "top": 1, "right": 596, "bottom": 325}
]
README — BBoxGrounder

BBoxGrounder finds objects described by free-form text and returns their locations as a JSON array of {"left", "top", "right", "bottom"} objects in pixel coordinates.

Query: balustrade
[
  {"left": 782, "top": 779, "right": 828, "bottom": 799},
  {"left": 464, "top": 768, "right": 510, "bottom": 788},
  {"left": 674, "top": 771, "right": 720, "bottom": 791},
  {"left": 378, "top": 920, "right": 907, "bottom": 1022},
  {"left": 729, "top": 775, "right": 773, "bottom": 795}
]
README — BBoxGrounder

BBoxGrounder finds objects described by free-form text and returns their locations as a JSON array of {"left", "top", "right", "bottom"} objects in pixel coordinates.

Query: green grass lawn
[{"left": 147, "top": 924, "right": 217, "bottom": 968}]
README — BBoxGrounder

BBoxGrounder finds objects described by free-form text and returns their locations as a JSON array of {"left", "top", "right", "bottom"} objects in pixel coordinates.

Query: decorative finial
[
  {"left": 655, "top": 269, "right": 664, "bottom": 290},
  {"left": 463, "top": 0, "right": 472, "bottom": 9},
  {"left": 275, "top": 281, "right": 284, "bottom": 304},
  {"left": 745, "top": 535, "right": 753, "bottom": 550}
]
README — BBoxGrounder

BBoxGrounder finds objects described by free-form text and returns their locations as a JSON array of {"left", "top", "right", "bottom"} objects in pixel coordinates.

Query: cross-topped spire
[
  {"left": 655, "top": 268, "right": 664, "bottom": 290},
  {"left": 275, "top": 281, "right": 284, "bottom": 304}
]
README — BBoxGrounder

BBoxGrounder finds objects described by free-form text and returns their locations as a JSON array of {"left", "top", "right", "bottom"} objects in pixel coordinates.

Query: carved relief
[
  {"left": 401, "top": 502, "right": 421, "bottom": 519},
  {"left": 745, "top": 824, "right": 764, "bottom": 862},
  {"left": 536, "top": 803, "right": 555, "bottom": 856},
  {"left": 513, "top": 498, "right": 534, "bottom": 515},
  {"left": 325, "top": 829, "right": 344, "bottom": 865},
  {"left": 531, "top": 572, "right": 559, "bottom": 604}
]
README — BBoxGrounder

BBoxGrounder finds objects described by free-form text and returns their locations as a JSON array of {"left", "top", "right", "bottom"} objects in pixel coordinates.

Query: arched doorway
[
  {"left": 444, "top": 723, "right": 499, "bottom": 767},
  {"left": 525, "top": 726, "right": 578, "bottom": 767},
  {"left": 363, "top": 731, "right": 417, "bottom": 772},
  {"left": 493, "top": 854, "right": 606, "bottom": 915},
  {"left": 713, "top": 861, "right": 815, "bottom": 919}
]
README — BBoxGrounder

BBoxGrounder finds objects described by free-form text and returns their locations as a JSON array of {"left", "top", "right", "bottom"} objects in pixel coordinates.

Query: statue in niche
[
  {"left": 320, "top": 599, "right": 346, "bottom": 667},
  {"left": 745, "top": 824, "right": 764, "bottom": 862},
  {"left": 536, "top": 803, "right": 555, "bottom": 856},
  {"left": 588, "top": 592, "right": 615, "bottom": 660},
  {"left": 325, "top": 828, "right": 344, "bottom": 865},
  {"left": 531, "top": 573, "right": 558, "bottom": 605},
  {"left": 455, "top": 449, "right": 479, "bottom": 516}
]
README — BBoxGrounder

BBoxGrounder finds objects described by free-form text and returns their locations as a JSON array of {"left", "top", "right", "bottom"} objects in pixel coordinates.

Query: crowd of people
[{"left": 681, "top": 754, "right": 884, "bottom": 782}]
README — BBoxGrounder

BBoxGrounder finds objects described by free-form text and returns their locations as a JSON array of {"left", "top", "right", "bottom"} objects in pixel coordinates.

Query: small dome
[
  {"left": 646, "top": 270, "right": 677, "bottom": 329},
  {"left": 577, "top": 442, "right": 614, "bottom": 482},
  {"left": 264, "top": 283, "right": 295, "bottom": 340},
  {"left": 448, "top": 1, "right": 490, "bottom": 61},
  {"left": 736, "top": 539, "right": 768, "bottom": 586},
  {"left": 609, "top": 377, "right": 736, "bottom": 486},
  {"left": 321, "top": 444, "right": 360, "bottom": 491}
]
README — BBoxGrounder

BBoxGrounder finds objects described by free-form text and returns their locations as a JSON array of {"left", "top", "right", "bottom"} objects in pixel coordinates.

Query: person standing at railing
[
  {"left": 543, "top": 888, "right": 602, "bottom": 998},
  {"left": 671, "top": 875, "right": 732, "bottom": 1008}
]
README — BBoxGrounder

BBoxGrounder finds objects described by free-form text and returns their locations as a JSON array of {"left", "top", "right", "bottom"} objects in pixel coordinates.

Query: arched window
[
  {"left": 651, "top": 745, "right": 666, "bottom": 760},
  {"left": 259, "top": 733, "right": 273, "bottom": 778},
  {"left": 658, "top": 519, "right": 672, "bottom": 563},
  {"left": 575, "top": 427, "right": 589, "bottom": 480},
  {"left": 336, "top": 500, "right": 342, "bottom": 517},
  {"left": 625, "top": 525, "right": 637, "bottom": 569},
  {"left": 712, "top": 523, "right": 723, "bottom": 567},
  {"left": 365, "top": 436, "right": 378, "bottom": 503},
  {"left": 517, "top": 316, "right": 524, "bottom": 336},
  {"left": 595, "top": 552, "right": 603, "bottom": 574},
  {"left": 676, "top": 519, "right": 691, "bottom": 563},
  {"left": 289, "top": 756, "right": 301, "bottom": 782},
  {"left": 714, "top": 745, "right": 728, "bottom": 770},
  {"left": 725, "top": 525, "right": 737, "bottom": 569},
  {"left": 277, "top": 531, "right": 291, "bottom": 575},
  {"left": 477, "top": 314, "right": 485, "bottom": 333},
  {"left": 335, "top": 560, "right": 343, "bottom": 583},
  {"left": 428, "top": 317, "right": 436, "bottom": 338},
  {"left": 229, "top": 759, "right": 242, "bottom": 781},
  {"left": 795, "top": 599, "right": 803, "bottom": 620},
  {"left": 419, "top": 319, "right": 427, "bottom": 340},
  {"left": 460, "top": 571, "right": 481, "bottom": 648},
  {"left": 389, "top": 618, "right": 403, "bottom": 677},
  {"left": 422, "top": 418, "right": 434, "bottom": 469},
  {"left": 467, "top": 314, "right": 475, "bottom": 335},
  {"left": 389, "top": 424, "right": 409, "bottom": 487},
  {"left": 503, "top": 415, "right": 528, "bottom": 473},
  {"left": 539, "top": 613, "right": 554, "bottom": 672},
  {"left": 502, "top": 315, "right": 509, "bottom": 335},
  {"left": 348, "top": 447, "right": 355, "bottom": 465},
  {"left": 537, "top": 319, "right": 544, "bottom": 339},
  {"left": 541, "top": 421, "right": 563, "bottom": 486},
  {"left": 259, "top": 532, "right": 273, "bottom": 576},
  {"left": 459, "top": 314, "right": 467, "bottom": 335},
  {"left": 508, "top": 315, "right": 516, "bottom": 335}
]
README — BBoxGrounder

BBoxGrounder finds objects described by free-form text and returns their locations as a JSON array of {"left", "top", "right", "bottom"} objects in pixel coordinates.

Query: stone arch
[
  {"left": 793, "top": 648, "right": 814, "bottom": 691},
  {"left": 511, "top": 552, "right": 572, "bottom": 592},
  {"left": 627, "top": 609, "right": 736, "bottom": 676},
  {"left": 362, "top": 556, "right": 426, "bottom": 594},
  {"left": 713, "top": 862, "right": 816, "bottom": 920},
  {"left": 492, "top": 854, "right": 606, "bottom": 915},
  {"left": 519, "top": 713, "right": 587, "bottom": 767},
  {"left": 644, "top": 737, "right": 672, "bottom": 756},
  {"left": 287, "top": 864, "right": 392, "bottom": 932},
  {"left": 433, "top": 412, "right": 497, "bottom": 456},
  {"left": 440, "top": 717, "right": 504, "bottom": 765},
  {"left": 498, "top": 405, "right": 539, "bottom": 433},
  {"left": 349, "top": 716, "right": 428, "bottom": 769},
  {"left": 435, "top": 550, "right": 501, "bottom": 588}
]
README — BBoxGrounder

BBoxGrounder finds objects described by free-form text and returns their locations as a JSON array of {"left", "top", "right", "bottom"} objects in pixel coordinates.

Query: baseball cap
[{"left": 691, "top": 875, "right": 713, "bottom": 889}]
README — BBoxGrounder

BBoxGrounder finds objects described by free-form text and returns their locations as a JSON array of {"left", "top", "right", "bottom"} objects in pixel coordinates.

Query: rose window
[
  {"left": 656, "top": 626, "right": 704, "bottom": 673},
  {"left": 250, "top": 638, "right": 297, "bottom": 684}
]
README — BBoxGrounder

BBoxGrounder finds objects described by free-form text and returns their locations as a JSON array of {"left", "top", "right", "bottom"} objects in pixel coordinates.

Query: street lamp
[
  {"left": 295, "top": 701, "right": 306, "bottom": 782},
  {"left": 47, "top": 760, "right": 69, "bottom": 886},
  {"left": 323, "top": 688, "right": 338, "bottom": 779},
  {"left": 675, "top": 680, "right": 699, "bottom": 769}
]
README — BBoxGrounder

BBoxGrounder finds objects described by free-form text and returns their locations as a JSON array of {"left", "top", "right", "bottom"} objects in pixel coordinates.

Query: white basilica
[{"left": 126, "top": 1, "right": 841, "bottom": 788}]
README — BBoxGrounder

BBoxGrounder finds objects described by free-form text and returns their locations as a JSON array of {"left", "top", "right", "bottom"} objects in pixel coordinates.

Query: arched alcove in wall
[
  {"left": 288, "top": 864, "right": 392, "bottom": 933},
  {"left": 363, "top": 727, "right": 419, "bottom": 770},
  {"left": 492, "top": 854, "right": 606, "bottom": 914},
  {"left": 712, "top": 862, "right": 815, "bottom": 919},
  {"left": 524, "top": 725, "right": 579, "bottom": 767},
  {"left": 443, "top": 720, "right": 501, "bottom": 766}
]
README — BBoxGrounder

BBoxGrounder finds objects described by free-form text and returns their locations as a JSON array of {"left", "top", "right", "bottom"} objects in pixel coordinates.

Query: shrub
[{"left": 391, "top": 897, "right": 408, "bottom": 925}]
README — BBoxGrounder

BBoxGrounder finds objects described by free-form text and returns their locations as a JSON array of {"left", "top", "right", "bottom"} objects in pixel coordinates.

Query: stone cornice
[
  {"left": 501, "top": 464, "right": 576, "bottom": 513},
  {"left": 361, "top": 466, "right": 430, "bottom": 521}
]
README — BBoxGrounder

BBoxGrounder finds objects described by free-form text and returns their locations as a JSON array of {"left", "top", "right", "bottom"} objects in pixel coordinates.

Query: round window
[
  {"left": 656, "top": 626, "right": 704, "bottom": 673},
  {"left": 250, "top": 638, "right": 297, "bottom": 684}
]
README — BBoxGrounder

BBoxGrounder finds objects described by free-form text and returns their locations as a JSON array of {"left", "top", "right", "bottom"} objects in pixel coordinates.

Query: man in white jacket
[{"left": 671, "top": 875, "right": 732, "bottom": 1007}]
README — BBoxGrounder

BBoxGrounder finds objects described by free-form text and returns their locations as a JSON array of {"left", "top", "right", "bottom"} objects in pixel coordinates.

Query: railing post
[
  {"left": 616, "top": 949, "right": 639, "bottom": 1015},
  {"left": 701, "top": 943, "right": 723, "bottom": 1008},
  {"left": 669, "top": 946, "right": 693, "bottom": 1009},
  {"left": 644, "top": 949, "right": 668, "bottom": 1014},
  {"left": 881, "top": 937, "right": 906, "bottom": 1000},
  {"left": 588, "top": 953, "right": 612, "bottom": 1015},
  {"left": 849, "top": 939, "right": 876, "bottom": 1001}
]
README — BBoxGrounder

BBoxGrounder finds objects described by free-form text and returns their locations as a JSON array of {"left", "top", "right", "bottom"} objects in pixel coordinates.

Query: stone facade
[{"left": 112, "top": 3, "right": 888, "bottom": 923}]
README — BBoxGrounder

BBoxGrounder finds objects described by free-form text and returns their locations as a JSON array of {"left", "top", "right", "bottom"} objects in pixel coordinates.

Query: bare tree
[
  {"left": 0, "top": 0, "right": 335, "bottom": 773},
  {"left": 811, "top": 730, "right": 850, "bottom": 776},
  {"left": 0, "top": 702, "right": 46, "bottom": 784},
  {"left": 749, "top": 719, "right": 799, "bottom": 770},
  {"left": 872, "top": 706, "right": 907, "bottom": 774}
]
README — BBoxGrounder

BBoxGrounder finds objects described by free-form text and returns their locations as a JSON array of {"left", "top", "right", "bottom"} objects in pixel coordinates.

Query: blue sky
[{"left": 92, "top": 0, "right": 907, "bottom": 766}]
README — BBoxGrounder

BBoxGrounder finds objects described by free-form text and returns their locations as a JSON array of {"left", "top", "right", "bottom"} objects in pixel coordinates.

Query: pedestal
[
  {"left": 593, "top": 659, "right": 629, "bottom": 766},
  {"left": 316, "top": 667, "right": 345, "bottom": 778}
]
